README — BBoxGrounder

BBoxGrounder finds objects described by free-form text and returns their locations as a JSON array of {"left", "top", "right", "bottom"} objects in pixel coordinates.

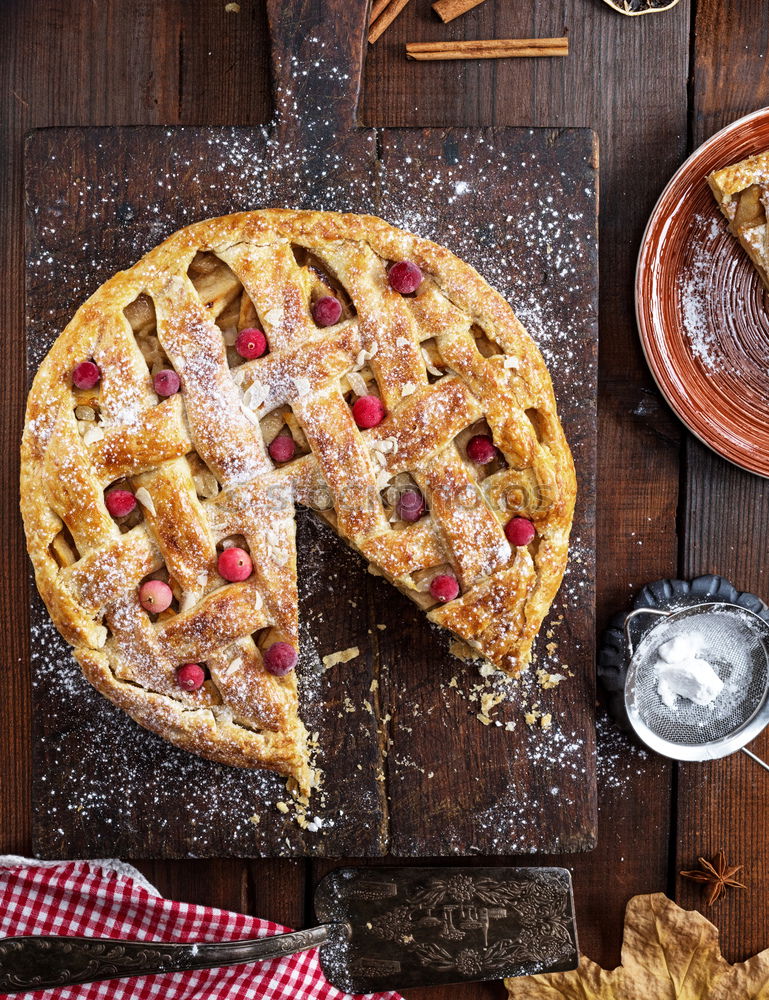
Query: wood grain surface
[
  {"left": 4, "top": 0, "right": 767, "bottom": 998},
  {"left": 677, "top": 0, "right": 769, "bottom": 965}
]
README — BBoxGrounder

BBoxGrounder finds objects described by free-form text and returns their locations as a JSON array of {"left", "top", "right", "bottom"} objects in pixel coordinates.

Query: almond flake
[
  {"left": 421, "top": 348, "right": 443, "bottom": 377},
  {"left": 401, "top": 381, "right": 417, "bottom": 397},
  {"left": 222, "top": 656, "right": 243, "bottom": 677},
  {"left": 242, "top": 380, "right": 267, "bottom": 410},
  {"left": 292, "top": 376, "right": 311, "bottom": 398},
  {"left": 193, "top": 472, "right": 219, "bottom": 499},
  {"left": 82, "top": 425, "right": 105, "bottom": 445},
  {"left": 74, "top": 405, "right": 96, "bottom": 421},
  {"left": 179, "top": 591, "right": 198, "bottom": 613},
  {"left": 503, "top": 356, "right": 520, "bottom": 370},
  {"left": 322, "top": 646, "right": 360, "bottom": 669},
  {"left": 134, "top": 487, "right": 156, "bottom": 515},
  {"left": 240, "top": 402, "right": 260, "bottom": 426},
  {"left": 346, "top": 371, "right": 368, "bottom": 397},
  {"left": 371, "top": 436, "right": 398, "bottom": 455}
]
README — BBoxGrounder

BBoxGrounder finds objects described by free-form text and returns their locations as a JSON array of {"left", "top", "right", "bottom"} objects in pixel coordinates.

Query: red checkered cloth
[{"left": 0, "top": 857, "right": 404, "bottom": 1000}]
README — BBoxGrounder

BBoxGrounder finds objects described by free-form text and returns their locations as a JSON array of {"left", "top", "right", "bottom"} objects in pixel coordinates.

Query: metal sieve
[{"left": 623, "top": 602, "right": 769, "bottom": 770}]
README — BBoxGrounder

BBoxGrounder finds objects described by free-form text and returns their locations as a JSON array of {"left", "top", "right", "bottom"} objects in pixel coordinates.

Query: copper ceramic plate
[{"left": 637, "top": 107, "right": 769, "bottom": 477}]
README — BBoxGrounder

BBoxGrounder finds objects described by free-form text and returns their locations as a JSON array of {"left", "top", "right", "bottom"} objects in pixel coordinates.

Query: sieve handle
[
  {"left": 623, "top": 607, "right": 673, "bottom": 657},
  {"left": 741, "top": 747, "right": 769, "bottom": 773}
]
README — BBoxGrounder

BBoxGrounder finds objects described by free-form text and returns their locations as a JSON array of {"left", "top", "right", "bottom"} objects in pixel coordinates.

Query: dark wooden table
[{"left": 2, "top": 1, "right": 767, "bottom": 996}]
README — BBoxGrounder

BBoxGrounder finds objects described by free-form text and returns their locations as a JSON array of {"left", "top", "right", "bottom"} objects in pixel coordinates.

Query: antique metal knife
[{"left": 0, "top": 866, "right": 578, "bottom": 994}]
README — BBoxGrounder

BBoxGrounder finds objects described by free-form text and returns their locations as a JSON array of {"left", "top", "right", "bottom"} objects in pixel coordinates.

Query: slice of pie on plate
[
  {"left": 709, "top": 150, "right": 769, "bottom": 290},
  {"left": 20, "top": 210, "right": 576, "bottom": 794}
]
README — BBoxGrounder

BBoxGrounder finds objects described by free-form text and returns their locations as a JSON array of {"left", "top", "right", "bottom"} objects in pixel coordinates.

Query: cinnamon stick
[
  {"left": 406, "top": 37, "right": 569, "bottom": 60},
  {"left": 369, "top": 0, "right": 391, "bottom": 26},
  {"left": 432, "top": 0, "right": 488, "bottom": 23},
  {"left": 369, "top": 0, "right": 412, "bottom": 45}
]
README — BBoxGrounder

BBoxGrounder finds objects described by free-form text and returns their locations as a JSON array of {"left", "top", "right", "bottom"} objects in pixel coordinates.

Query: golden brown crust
[
  {"left": 21, "top": 209, "right": 576, "bottom": 791},
  {"left": 709, "top": 152, "right": 769, "bottom": 292}
]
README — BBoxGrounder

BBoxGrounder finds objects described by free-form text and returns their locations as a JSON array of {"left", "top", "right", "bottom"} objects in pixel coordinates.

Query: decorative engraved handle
[{"left": 0, "top": 925, "right": 347, "bottom": 994}]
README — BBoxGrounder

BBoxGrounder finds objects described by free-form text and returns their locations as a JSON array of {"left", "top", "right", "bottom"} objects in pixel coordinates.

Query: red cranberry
[
  {"left": 396, "top": 489, "right": 425, "bottom": 523},
  {"left": 139, "top": 580, "right": 173, "bottom": 613},
  {"left": 504, "top": 517, "right": 536, "bottom": 547},
  {"left": 105, "top": 489, "right": 137, "bottom": 518},
  {"left": 264, "top": 642, "right": 298, "bottom": 676},
  {"left": 72, "top": 361, "right": 101, "bottom": 389},
  {"left": 388, "top": 261, "right": 423, "bottom": 294},
  {"left": 154, "top": 369, "right": 181, "bottom": 397},
  {"left": 429, "top": 574, "right": 459, "bottom": 603},
  {"left": 352, "top": 395, "right": 386, "bottom": 429},
  {"left": 176, "top": 663, "right": 205, "bottom": 691},
  {"left": 218, "top": 547, "right": 253, "bottom": 582},
  {"left": 466, "top": 434, "right": 497, "bottom": 464},
  {"left": 312, "top": 296, "right": 342, "bottom": 327},
  {"left": 268, "top": 435, "right": 296, "bottom": 463},
  {"left": 235, "top": 328, "right": 267, "bottom": 360}
]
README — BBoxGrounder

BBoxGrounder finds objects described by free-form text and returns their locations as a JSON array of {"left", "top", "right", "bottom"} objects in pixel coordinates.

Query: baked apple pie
[
  {"left": 709, "top": 150, "right": 769, "bottom": 290},
  {"left": 21, "top": 210, "right": 576, "bottom": 792}
]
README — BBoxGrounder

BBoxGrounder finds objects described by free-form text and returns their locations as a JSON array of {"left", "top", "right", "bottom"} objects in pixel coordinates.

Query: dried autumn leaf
[{"left": 505, "top": 893, "right": 769, "bottom": 1000}]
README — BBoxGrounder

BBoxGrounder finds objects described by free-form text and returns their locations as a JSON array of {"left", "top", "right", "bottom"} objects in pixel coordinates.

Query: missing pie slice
[
  {"left": 709, "top": 150, "right": 769, "bottom": 290},
  {"left": 21, "top": 210, "right": 576, "bottom": 794}
]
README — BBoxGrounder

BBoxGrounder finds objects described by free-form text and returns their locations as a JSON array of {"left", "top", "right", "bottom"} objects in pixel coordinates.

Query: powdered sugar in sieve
[{"left": 624, "top": 603, "right": 769, "bottom": 765}]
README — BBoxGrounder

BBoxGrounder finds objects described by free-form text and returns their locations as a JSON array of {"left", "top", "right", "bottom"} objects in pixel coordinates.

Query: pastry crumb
[
  {"left": 449, "top": 639, "right": 480, "bottom": 662},
  {"left": 537, "top": 668, "right": 566, "bottom": 689},
  {"left": 322, "top": 646, "right": 360, "bottom": 669}
]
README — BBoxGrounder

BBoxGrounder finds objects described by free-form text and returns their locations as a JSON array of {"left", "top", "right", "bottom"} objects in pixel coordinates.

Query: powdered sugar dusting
[{"left": 678, "top": 213, "right": 732, "bottom": 372}]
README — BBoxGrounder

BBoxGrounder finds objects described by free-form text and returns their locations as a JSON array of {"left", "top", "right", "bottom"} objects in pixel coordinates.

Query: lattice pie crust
[
  {"left": 21, "top": 211, "right": 576, "bottom": 794},
  {"left": 709, "top": 150, "right": 769, "bottom": 290}
]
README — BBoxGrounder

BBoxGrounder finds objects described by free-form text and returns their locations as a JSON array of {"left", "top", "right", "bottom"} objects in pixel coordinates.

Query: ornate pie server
[{"left": 0, "top": 866, "right": 578, "bottom": 993}]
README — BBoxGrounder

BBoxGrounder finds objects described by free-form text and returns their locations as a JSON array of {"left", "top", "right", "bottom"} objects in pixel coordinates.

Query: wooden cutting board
[{"left": 25, "top": 0, "right": 598, "bottom": 858}]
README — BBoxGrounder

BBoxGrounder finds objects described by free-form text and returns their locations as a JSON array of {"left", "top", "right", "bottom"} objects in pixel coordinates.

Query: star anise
[{"left": 680, "top": 850, "right": 747, "bottom": 906}]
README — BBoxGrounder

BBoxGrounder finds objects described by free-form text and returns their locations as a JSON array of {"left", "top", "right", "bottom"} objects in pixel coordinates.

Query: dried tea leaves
[{"left": 602, "top": 0, "right": 681, "bottom": 14}]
